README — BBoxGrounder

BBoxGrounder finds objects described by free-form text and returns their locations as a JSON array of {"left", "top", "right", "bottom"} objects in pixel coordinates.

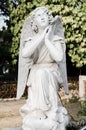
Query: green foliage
[
  {"left": 0, "top": 28, "right": 12, "bottom": 67},
  {"left": 69, "top": 95, "right": 79, "bottom": 103},
  {"left": 8, "top": 0, "right": 86, "bottom": 68},
  {"left": 64, "top": 1, "right": 86, "bottom": 68},
  {"left": 79, "top": 101, "right": 86, "bottom": 116},
  {"left": 0, "top": 0, "right": 9, "bottom": 16}
]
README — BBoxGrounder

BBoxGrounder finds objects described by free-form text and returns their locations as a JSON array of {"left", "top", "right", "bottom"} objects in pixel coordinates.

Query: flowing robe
[{"left": 21, "top": 36, "right": 63, "bottom": 118}]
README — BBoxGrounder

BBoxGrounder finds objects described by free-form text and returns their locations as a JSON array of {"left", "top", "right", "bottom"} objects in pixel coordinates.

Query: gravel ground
[{"left": 0, "top": 99, "right": 25, "bottom": 130}]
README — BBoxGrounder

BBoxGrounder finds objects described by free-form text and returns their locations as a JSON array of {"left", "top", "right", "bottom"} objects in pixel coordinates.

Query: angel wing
[
  {"left": 53, "top": 16, "right": 69, "bottom": 94},
  {"left": 16, "top": 16, "right": 34, "bottom": 99}
]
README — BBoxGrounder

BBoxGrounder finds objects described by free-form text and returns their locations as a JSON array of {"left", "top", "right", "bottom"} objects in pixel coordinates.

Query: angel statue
[{"left": 17, "top": 7, "right": 69, "bottom": 130}]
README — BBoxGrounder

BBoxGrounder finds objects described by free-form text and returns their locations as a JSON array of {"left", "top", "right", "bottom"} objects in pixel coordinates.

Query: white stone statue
[{"left": 17, "top": 7, "right": 69, "bottom": 130}]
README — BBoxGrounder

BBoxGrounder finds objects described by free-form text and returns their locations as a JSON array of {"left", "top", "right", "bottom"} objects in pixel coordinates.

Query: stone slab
[{"left": 3, "top": 127, "right": 22, "bottom": 130}]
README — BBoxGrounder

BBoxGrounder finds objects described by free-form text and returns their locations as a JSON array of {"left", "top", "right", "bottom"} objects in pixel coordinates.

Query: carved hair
[{"left": 30, "top": 7, "right": 53, "bottom": 33}]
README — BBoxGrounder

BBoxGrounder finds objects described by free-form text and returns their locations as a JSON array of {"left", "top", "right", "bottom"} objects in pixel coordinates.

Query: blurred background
[
  {"left": 0, "top": 0, "right": 86, "bottom": 98},
  {"left": 0, "top": 1, "right": 86, "bottom": 130}
]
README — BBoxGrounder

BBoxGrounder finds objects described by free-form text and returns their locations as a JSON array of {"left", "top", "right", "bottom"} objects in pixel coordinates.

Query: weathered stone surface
[{"left": 17, "top": 6, "right": 69, "bottom": 130}]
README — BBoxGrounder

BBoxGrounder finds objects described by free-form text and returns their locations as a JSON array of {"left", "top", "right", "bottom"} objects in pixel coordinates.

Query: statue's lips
[{"left": 41, "top": 19, "right": 46, "bottom": 22}]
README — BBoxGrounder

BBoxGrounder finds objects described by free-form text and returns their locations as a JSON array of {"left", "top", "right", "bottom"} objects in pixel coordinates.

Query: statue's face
[{"left": 34, "top": 9, "right": 49, "bottom": 30}]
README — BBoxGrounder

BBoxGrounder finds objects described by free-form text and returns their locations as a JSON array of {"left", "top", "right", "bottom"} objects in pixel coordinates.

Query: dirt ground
[
  {"left": 0, "top": 99, "right": 25, "bottom": 130},
  {"left": 0, "top": 99, "right": 86, "bottom": 130}
]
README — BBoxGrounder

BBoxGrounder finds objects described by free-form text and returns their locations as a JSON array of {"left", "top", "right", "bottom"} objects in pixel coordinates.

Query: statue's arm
[
  {"left": 45, "top": 37, "right": 63, "bottom": 62},
  {"left": 22, "top": 27, "right": 48, "bottom": 58},
  {"left": 22, "top": 36, "right": 42, "bottom": 58}
]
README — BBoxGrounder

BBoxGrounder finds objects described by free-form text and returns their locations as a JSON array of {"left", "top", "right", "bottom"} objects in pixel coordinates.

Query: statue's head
[{"left": 30, "top": 7, "right": 53, "bottom": 33}]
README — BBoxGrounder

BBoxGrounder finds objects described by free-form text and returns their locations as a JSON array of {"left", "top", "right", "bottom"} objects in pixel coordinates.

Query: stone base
[
  {"left": 22, "top": 114, "right": 68, "bottom": 130},
  {"left": 23, "top": 118, "right": 57, "bottom": 130},
  {"left": 3, "top": 128, "right": 22, "bottom": 130},
  {"left": 21, "top": 105, "right": 69, "bottom": 130}
]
